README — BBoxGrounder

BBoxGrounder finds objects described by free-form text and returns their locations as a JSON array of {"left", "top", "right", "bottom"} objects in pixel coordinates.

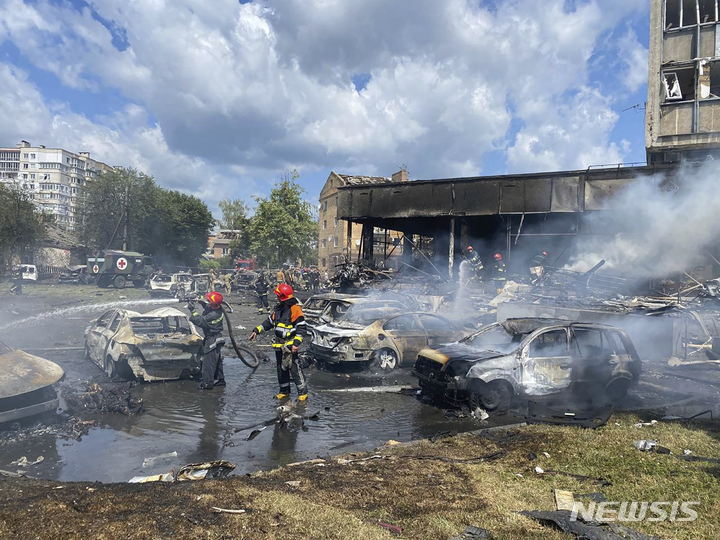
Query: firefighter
[
  {"left": 255, "top": 271, "right": 269, "bottom": 313},
  {"left": 466, "top": 246, "right": 484, "bottom": 281},
  {"left": 530, "top": 251, "right": 548, "bottom": 283},
  {"left": 493, "top": 253, "right": 507, "bottom": 292},
  {"left": 9, "top": 267, "right": 22, "bottom": 295},
  {"left": 188, "top": 291, "right": 226, "bottom": 390},
  {"left": 249, "top": 284, "right": 308, "bottom": 401},
  {"left": 276, "top": 267, "right": 286, "bottom": 286}
]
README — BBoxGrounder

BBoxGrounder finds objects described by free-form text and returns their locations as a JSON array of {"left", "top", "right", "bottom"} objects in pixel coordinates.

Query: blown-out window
[{"left": 663, "top": 69, "right": 695, "bottom": 101}]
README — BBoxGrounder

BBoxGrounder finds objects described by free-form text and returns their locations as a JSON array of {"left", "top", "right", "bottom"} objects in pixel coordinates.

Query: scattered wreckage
[
  {"left": 84, "top": 307, "right": 203, "bottom": 382},
  {"left": 57, "top": 265, "right": 95, "bottom": 285},
  {"left": 309, "top": 307, "right": 468, "bottom": 370},
  {"left": 413, "top": 318, "right": 641, "bottom": 414},
  {"left": 0, "top": 340, "right": 64, "bottom": 425},
  {"left": 303, "top": 292, "right": 420, "bottom": 326}
]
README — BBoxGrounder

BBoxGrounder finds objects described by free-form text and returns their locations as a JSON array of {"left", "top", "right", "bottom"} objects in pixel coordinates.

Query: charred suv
[
  {"left": 84, "top": 308, "right": 203, "bottom": 382},
  {"left": 309, "top": 306, "right": 467, "bottom": 370},
  {"left": 413, "top": 318, "right": 641, "bottom": 414}
]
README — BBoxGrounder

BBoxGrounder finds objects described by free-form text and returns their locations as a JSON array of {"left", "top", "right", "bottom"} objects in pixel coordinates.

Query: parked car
[
  {"left": 0, "top": 339, "right": 64, "bottom": 425},
  {"left": 84, "top": 307, "right": 204, "bottom": 382},
  {"left": 413, "top": 318, "right": 641, "bottom": 414},
  {"left": 303, "top": 292, "right": 420, "bottom": 326},
  {"left": 309, "top": 307, "right": 468, "bottom": 370}
]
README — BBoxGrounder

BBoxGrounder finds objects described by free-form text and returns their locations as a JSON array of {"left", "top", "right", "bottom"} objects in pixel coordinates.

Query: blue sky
[{"left": 0, "top": 0, "right": 650, "bottom": 216}]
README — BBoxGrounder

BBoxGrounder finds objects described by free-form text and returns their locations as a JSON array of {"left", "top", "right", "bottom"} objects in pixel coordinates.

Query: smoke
[{"left": 566, "top": 160, "right": 720, "bottom": 278}]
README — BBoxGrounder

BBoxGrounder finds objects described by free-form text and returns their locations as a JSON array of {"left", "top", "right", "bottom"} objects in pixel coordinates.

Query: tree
[
  {"left": 246, "top": 170, "right": 318, "bottom": 267},
  {"left": 81, "top": 168, "right": 215, "bottom": 267},
  {"left": 0, "top": 184, "right": 46, "bottom": 272},
  {"left": 218, "top": 198, "right": 249, "bottom": 230}
]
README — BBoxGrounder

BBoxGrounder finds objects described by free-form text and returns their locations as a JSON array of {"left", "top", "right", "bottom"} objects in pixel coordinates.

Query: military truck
[{"left": 87, "top": 250, "right": 157, "bottom": 289}]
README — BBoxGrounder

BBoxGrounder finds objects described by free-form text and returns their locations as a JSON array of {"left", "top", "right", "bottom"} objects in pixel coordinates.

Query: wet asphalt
[{"left": 0, "top": 284, "right": 491, "bottom": 482}]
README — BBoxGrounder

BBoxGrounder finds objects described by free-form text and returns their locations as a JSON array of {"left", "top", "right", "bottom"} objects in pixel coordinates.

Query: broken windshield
[
  {"left": 334, "top": 305, "right": 403, "bottom": 326},
  {"left": 461, "top": 325, "right": 523, "bottom": 354}
]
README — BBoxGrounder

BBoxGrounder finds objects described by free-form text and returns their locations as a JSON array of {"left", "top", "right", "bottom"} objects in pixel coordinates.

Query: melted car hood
[
  {"left": 312, "top": 323, "right": 361, "bottom": 337},
  {"left": 433, "top": 342, "right": 507, "bottom": 363}
]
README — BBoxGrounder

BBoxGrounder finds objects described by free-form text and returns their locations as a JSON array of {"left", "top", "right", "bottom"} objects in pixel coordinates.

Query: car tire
[
  {"left": 105, "top": 356, "right": 116, "bottom": 379},
  {"left": 468, "top": 380, "right": 512, "bottom": 415},
  {"left": 133, "top": 280, "right": 145, "bottom": 288},
  {"left": 373, "top": 348, "right": 399, "bottom": 371},
  {"left": 606, "top": 378, "right": 631, "bottom": 402},
  {"left": 114, "top": 275, "right": 126, "bottom": 289}
]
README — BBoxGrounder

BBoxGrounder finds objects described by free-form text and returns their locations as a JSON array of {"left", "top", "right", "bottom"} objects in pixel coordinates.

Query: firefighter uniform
[
  {"left": 189, "top": 304, "right": 226, "bottom": 389},
  {"left": 254, "top": 298, "right": 308, "bottom": 399},
  {"left": 467, "top": 250, "right": 484, "bottom": 282},
  {"left": 255, "top": 274, "right": 269, "bottom": 312},
  {"left": 493, "top": 259, "right": 507, "bottom": 292}
]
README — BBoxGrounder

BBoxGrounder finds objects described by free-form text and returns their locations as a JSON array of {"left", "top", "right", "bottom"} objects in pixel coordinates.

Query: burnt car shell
[
  {"left": 413, "top": 318, "right": 641, "bottom": 412},
  {"left": 85, "top": 307, "right": 203, "bottom": 382},
  {"left": 0, "top": 340, "right": 64, "bottom": 425},
  {"left": 310, "top": 308, "right": 467, "bottom": 370}
]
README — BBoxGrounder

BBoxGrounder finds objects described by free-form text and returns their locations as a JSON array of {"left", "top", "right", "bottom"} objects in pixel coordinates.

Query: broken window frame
[
  {"left": 527, "top": 329, "right": 570, "bottom": 359},
  {"left": 662, "top": 67, "right": 697, "bottom": 102},
  {"left": 665, "top": 0, "right": 720, "bottom": 30}
]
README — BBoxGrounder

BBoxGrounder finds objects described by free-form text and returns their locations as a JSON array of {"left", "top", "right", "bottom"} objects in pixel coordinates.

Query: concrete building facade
[
  {"left": 317, "top": 171, "right": 407, "bottom": 273},
  {"left": 647, "top": 0, "right": 720, "bottom": 162},
  {"left": 0, "top": 140, "right": 112, "bottom": 230}
]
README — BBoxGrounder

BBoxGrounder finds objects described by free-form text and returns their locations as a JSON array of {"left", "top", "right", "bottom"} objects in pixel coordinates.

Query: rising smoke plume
[{"left": 566, "top": 160, "right": 720, "bottom": 279}]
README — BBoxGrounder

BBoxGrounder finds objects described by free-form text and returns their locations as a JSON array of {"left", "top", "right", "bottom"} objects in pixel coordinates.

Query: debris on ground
[
  {"left": 633, "top": 440, "right": 671, "bottom": 454},
  {"left": 62, "top": 382, "right": 144, "bottom": 416},
  {"left": 371, "top": 520, "right": 403, "bottom": 535},
  {"left": 129, "top": 460, "right": 236, "bottom": 483},
  {"left": 210, "top": 507, "right": 246, "bottom": 514},
  {"left": 0, "top": 416, "right": 96, "bottom": 444},
  {"left": 9, "top": 456, "right": 44, "bottom": 467},
  {"left": 450, "top": 525, "right": 492, "bottom": 540},
  {"left": 521, "top": 510, "right": 662, "bottom": 540},
  {"left": 553, "top": 489, "right": 575, "bottom": 511}
]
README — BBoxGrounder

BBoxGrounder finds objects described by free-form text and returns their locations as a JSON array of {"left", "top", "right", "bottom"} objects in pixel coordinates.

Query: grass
[{"left": 1, "top": 413, "right": 719, "bottom": 539}]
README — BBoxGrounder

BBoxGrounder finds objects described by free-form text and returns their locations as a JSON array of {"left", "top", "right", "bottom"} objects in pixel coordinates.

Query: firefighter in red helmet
[
  {"left": 188, "top": 291, "right": 226, "bottom": 390},
  {"left": 493, "top": 253, "right": 507, "bottom": 293},
  {"left": 249, "top": 283, "right": 308, "bottom": 401}
]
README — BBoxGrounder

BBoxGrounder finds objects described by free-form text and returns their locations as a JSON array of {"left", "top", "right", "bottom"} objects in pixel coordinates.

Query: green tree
[
  {"left": 247, "top": 170, "right": 318, "bottom": 267},
  {"left": 218, "top": 197, "right": 251, "bottom": 258},
  {"left": 82, "top": 168, "right": 215, "bottom": 267},
  {"left": 0, "top": 184, "right": 46, "bottom": 272}
]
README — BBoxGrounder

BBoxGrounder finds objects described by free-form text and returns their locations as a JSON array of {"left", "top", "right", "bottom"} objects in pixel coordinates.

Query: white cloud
[
  {"left": 0, "top": 0, "right": 648, "bottom": 208},
  {"left": 617, "top": 29, "right": 649, "bottom": 93}
]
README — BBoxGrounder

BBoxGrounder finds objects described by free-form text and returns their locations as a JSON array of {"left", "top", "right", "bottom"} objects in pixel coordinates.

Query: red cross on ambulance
[{"left": 116, "top": 257, "right": 128, "bottom": 270}]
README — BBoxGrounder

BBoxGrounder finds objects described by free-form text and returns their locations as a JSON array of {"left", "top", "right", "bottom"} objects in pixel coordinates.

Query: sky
[{"left": 0, "top": 0, "right": 651, "bottom": 218}]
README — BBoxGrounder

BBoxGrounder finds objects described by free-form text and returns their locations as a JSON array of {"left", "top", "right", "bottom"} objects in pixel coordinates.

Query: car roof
[{"left": 498, "top": 318, "right": 627, "bottom": 335}]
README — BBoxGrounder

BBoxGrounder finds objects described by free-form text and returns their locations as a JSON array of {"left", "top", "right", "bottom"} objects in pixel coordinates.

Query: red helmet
[
  {"left": 205, "top": 291, "right": 223, "bottom": 308},
  {"left": 467, "top": 246, "right": 474, "bottom": 252},
  {"left": 542, "top": 251, "right": 548, "bottom": 257},
  {"left": 494, "top": 253, "right": 503, "bottom": 261},
  {"left": 275, "top": 283, "right": 294, "bottom": 301}
]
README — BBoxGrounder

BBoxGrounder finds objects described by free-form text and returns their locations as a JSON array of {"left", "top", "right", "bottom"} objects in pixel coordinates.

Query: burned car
[
  {"left": 85, "top": 307, "right": 203, "bottom": 382},
  {"left": 309, "top": 306, "right": 468, "bottom": 370},
  {"left": 0, "top": 340, "right": 64, "bottom": 425},
  {"left": 413, "top": 318, "right": 641, "bottom": 414},
  {"left": 303, "top": 292, "right": 419, "bottom": 326}
]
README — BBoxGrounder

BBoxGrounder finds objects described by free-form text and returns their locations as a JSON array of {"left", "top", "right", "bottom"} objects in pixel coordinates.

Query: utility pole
[{"left": 122, "top": 184, "right": 129, "bottom": 251}]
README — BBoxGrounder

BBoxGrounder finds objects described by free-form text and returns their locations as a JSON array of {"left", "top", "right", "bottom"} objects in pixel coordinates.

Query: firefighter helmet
[
  {"left": 467, "top": 246, "right": 474, "bottom": 252},
  {"left": 542, "top": 251, "right": 548, "bottom": 257},
  {"left": 205, "top": 291, "right": 223, "bottom": 308},
  {"left": 275, "top": 283, "right": 294, "bottom": 301},
  {"left": 494, "top": 253, "right": 503, "bottom": 261}
]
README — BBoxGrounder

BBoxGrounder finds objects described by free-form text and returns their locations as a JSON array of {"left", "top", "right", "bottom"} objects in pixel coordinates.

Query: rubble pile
[{"left": 62, "top": 382, "right": 144, "bottom": 416}]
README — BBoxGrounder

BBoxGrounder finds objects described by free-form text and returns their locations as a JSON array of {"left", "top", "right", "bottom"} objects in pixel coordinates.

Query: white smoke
[{"left": 566, "top": 160, "right": 720, "bottom": 278}]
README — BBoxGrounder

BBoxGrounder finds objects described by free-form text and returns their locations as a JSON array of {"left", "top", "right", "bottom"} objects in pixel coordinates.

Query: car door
[
  {"left": 418, "top": 314, "right": 461, "bottom": 348},
  {"left": 382, "top": 314, "right": 428, "bottom": 366},
  {"left": 98, "top": 311, "right": 122, "bottom": 362},
  {"left": 86, "top": 310, "right": 114, "bottom": 362},
  {"left": 520, "top": 328, "right": 572, "bottom": 394}
]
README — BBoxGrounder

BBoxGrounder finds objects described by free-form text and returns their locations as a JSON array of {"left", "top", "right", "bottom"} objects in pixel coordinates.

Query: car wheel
[
  {"left": 468, "top": 381, "right": 511, "bottom": 414},
  {"left": 105, "top": 356, "right": 116, "bottom": 379},
  {"left": 133, "top": 280, "right": 145, "bottom": 288},
  {"left": 606, "top": 378, "right": 631, "bottom": 402},
  {"left": 114, "top": 275, "right": 126, "bottom": 289},
  {"left": 374, "top": 348, "right": 399, "bottom": 371}
]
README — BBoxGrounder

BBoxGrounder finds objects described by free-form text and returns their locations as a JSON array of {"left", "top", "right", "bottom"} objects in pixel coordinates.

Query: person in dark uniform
[
  {"left": 188, "top": 291, "right": 226, "bottom": 390},
  {"left": 249, "top": 284, "right": 308, "bottom": 401},
  {"left": 9, "top": 267, "right": 23, "bottom": 295},
  {"left": 255, "top": 271, "right": 269, "bottom": 313},
  {"left": 465, "top": 246, "right": 484, "bottom": 282},
  {"left": 493, "top": 253, "right": 507, "bottom": 293},
  {"left": 530, "top": 251, "right": 549, "bottom": 283}
]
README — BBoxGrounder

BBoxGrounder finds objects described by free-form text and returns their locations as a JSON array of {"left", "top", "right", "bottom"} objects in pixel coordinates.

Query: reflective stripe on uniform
[
  {"left": 209, "top": 314, "right": 224, "bottom": 324},
  {"left": 255, "top": 325, "right": 264, "bottom": 333}
]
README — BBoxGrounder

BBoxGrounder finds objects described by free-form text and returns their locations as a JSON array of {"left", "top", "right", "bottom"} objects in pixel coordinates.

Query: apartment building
[
  {"left": 317, "top": 170, "right": 405, "bottom": 274},
  {"left": 647, "top": 0, "right": 720, "bottom": 162},
  {"left": 0, "top": 140, "right": 112, "bottom": 230}
]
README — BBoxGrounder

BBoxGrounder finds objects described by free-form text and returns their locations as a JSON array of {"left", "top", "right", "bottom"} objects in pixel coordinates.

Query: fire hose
[{"left": 181, "top": 296, "right": 259, "bottom": 369}]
